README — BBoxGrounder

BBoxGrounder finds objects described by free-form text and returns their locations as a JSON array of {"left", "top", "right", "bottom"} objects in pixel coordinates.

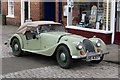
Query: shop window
[
  {"left": 117, "top": 12, "right": 120, "bottom": 32},
  {"left": 72, "top": 2, "right": 105, "bottom": 30},
  {"left": 117, "top": 0, "right": 120, "bottom": 11},
  {"left": 117, "top": 1, "right": 120, "bottom": 32},
  {"left": 7, "top": 0, "right": 14, "bottom": 18}
]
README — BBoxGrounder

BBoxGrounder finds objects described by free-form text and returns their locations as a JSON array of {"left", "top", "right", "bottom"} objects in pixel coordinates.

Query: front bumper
[{"left": 72, "top": 52, "right": 109, "bottom": 59}]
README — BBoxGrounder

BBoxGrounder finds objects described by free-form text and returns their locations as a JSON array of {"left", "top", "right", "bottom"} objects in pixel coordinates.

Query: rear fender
[{"left": 10, "top": 34, "right": 23, "bottom": 49}]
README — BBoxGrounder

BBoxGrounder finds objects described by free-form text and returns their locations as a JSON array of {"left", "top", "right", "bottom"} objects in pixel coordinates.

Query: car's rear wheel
[
  {"left": 11, "top": 38, "right": 23, "bottom": 57},
  {"left": 90, "top": 55, "right": 104, "bottom": 64},
  {"left": 56, "top": 45, "right": 72, "bottom": 69}
]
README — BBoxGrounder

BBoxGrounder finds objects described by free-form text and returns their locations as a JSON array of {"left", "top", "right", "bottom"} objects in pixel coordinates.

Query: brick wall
[
  {"left": 2, "top": 1, "right": 44, "bottom": 26},
  {"left": 30, "top": 2, "right": 44, "bottom": 21},
  {"left": 2, "top": 2, "right": 8, "bottom": 16},
  {"left": 55, "top": 2, "right": 58, "bottom": 22},
  {"left": 2, "top": 2, "right": 21, "bottom": 26},
  {"left": 7, "top": 2, "right": 21, "bottom": 26},
  {"left": 61, "top": 2, "right": 67, "bottom": 26},
  {"left": 55, "top": 1, "right": 67, "bottom": 26}
]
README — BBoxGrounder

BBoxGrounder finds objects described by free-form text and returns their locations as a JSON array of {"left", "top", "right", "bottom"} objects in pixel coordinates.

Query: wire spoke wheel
[
  {"left": 11, "top": 38, "right": 23, "bottom": 57},
  {"left": 56, "top": 45, "right": 72, "bottom": 69}
]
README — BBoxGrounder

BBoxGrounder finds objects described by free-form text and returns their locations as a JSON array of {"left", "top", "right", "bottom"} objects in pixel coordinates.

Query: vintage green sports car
[{"left": 5, "top": 21, "right": 109, "bottom": 69}]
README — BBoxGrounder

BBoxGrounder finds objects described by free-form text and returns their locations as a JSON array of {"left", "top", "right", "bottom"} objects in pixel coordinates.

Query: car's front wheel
[
  {"left": 11, "top": 38, "right": 23, "bottom": 57},
  {"left": 90, "top": 55, "right": 104, "bottom": 64},
  {"left": 56, "top": 45, "right": 72, "bottom": 69}
]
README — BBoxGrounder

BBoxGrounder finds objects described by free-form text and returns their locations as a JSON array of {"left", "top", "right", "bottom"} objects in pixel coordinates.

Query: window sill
[
  {"left": 6, "top": 15, "right": 15, "bottom": 18},
  {"left": 66, "top": 26, "right": 112, "bottom": 34}
]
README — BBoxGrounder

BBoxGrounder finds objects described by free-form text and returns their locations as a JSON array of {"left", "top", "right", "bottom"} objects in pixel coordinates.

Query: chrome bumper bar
[{"left": 72, "top": 52, "right": 109, "bottom": 59}]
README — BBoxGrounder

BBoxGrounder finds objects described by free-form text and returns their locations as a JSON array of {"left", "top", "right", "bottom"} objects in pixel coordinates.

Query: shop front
[
  {"left": 63, "top": 0, "right": 116, "bottom": 44},
  {"left": 115, "top": 0, "right": 120, "bottom": 44}
]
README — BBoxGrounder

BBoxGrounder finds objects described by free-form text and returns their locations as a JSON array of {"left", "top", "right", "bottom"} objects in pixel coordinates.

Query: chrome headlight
[
  {"left": 76, "top": 42, "right": 83, "bottom": 50},
  {"left": 77, "top": 45, "right": 83, "bottom": 50},
  {"left": 96, "top": 40, "right": 101, "bottom": 47}
]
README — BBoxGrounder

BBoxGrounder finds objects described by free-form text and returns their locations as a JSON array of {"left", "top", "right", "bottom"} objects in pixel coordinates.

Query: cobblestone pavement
[
  {"left": 1, "top": 62, "right": 118, "bottom": 78},
  {"left": 2, "top": 34, "right": 14, "bottom": 58},
  {"left": 1, "top": 25, "right": 119, "bottom": 78},
  {"left": 104, "top": 44, "right": 119, "bottom": 64},
  {"left": 1, "top": 25, "right": 18, "bottom": 58}
]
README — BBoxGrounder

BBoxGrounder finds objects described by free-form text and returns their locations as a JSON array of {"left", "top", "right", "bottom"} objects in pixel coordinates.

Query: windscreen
[{"left": 39, "top": 24, "right": 65, "bottom": 33}]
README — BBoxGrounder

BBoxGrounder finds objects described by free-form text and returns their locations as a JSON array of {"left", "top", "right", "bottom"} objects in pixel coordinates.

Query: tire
[
  {"left": 11, "top": 38, "right": 23, "bottom": 57},
  {"left": 90, "top": 54, "right": 104, "bottom": 64},
  {"left": 56, "top": 45, "right": 72, "bottom": 69}
]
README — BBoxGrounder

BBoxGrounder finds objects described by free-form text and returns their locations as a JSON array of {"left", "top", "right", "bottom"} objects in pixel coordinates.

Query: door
[
  {"left": 27, "top": 38, "right": 41, "bottom": 50},
  {"left": 21, "top": 0, "right": 30, "bottom": 25},
  {"left": 24, "top": 1, "right": 29, "bottom": 21},
  {"left": 44, "top": 2, "right": 55, "bottom": 21},
  {"left": 24, "top": 30, "right": 41, "bottom": 50}
]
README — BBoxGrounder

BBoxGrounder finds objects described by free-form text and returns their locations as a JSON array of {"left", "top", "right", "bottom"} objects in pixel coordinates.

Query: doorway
[
  {"left": 21, "top": 0, "right": 30, "bottom": 25},
  {"left": 44, "top": 2, "right": 55, "bottom": 21},
  {"left": 24, "top": 1, "right": 29, "bottom": 21}
]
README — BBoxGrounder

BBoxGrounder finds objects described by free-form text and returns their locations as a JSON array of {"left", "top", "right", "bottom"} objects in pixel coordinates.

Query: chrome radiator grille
[{"left": 83, "top": 39, "right": 95, "bottom": 52}]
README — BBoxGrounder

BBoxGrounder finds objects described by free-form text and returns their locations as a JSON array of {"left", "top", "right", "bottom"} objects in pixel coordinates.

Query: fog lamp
[
  {"left": 97, "top": 49, "right": 101, "bottom": 52},
  {"left": 80, "top": 51, "right": 85, "bottom": 55}
]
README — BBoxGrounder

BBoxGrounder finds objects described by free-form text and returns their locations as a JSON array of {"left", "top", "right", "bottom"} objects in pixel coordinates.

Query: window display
[
  {"left": 117, "top": 1, "right": 120, "bottom": 32},
  {"left": 72, "top": 2, "right": 104, "bottom": 30}
]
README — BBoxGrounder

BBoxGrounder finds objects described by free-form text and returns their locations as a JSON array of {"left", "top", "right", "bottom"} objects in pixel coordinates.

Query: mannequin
[{"left": 89, "top": 5, "right": 97, "bottom": 29}]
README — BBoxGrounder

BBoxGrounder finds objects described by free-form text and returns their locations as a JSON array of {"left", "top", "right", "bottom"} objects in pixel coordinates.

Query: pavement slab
[
  {"left": 2, "top": 61, "right": 118, "bottom": 78},
  {"left": 104, "top": 44, "right": 119, "bottom": 64}
]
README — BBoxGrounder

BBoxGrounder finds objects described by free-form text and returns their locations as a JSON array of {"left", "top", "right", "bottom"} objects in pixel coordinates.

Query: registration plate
[{"left": 86, "top": 52, "right": 101, "bottom": 61}]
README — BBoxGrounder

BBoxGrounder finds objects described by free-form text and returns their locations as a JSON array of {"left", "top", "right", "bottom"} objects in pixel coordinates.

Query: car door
[
  {"left": 39, "top": 25, "right": 58, "bottom": 50},
  {"left": 40, "top": 33, "right": 57, "bottom": 50},
  {"left": 24, "top": 29, "right": 41, "bottom": 50}
]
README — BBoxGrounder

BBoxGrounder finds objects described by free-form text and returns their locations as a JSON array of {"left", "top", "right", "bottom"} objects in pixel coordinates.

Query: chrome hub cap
[
  {"left": 60, "top": 53, "right": 66, "bottom": 62},
  {"left": 14, "top": 44, "right": 19, "bottom": 51}
]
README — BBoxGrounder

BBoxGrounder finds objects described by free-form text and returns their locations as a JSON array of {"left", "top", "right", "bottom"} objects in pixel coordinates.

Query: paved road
[{"left": 1, "top": 25, "right": 119, "bottom": 78}]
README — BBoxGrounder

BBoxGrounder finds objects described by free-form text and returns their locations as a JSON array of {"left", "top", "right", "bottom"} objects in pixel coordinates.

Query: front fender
[
  {"left": 89, "top": 38, "right": 108, "bottom": 54},
  {"left": 58, "top": 41, "right": 80, "bottom": 57}
]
